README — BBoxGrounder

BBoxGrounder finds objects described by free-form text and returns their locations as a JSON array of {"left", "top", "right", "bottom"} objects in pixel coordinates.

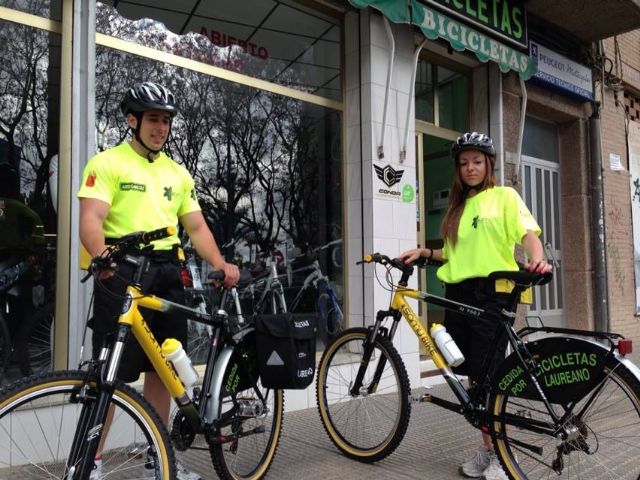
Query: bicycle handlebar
[
  {"left": 81, "top": 227, "right": 176, "bottom": 283},
  {"left": 206, "top": 269, "right": 253, "bottom": 287},
  {"left": 358, "top": 252, "right": 553, "bottom": 287}
]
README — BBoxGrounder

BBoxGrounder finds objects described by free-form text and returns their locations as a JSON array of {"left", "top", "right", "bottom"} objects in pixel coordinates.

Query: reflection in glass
[
  {"left": 437, "top": 66, "right": 468, "bottom": 132},
  {"left": 0, "top": 0, "right": 61, "bottom": 21},
  {"left": 95, "top": 45, "right": 343, "bottom": 356},
  {"left": 415, "top": 60, "right": 469, "bottom": 131},
  {"left": 0, "top": 19, "right": 58, "bottom": 384},
  {"left": 97, "top": 1, "right": 342, "bottom": 101},
  {"left": 415, "top": 59, "right": 434, "bottom": 123}
]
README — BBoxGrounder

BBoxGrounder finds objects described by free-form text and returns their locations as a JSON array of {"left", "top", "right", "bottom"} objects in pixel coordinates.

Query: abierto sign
[{"left": 530, "top": 41, "right": 593, "bottom": 101}]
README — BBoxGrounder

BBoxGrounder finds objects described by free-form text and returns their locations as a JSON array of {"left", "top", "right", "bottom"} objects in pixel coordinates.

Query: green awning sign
[{"left": 349, "top": 0, "right": 537, "bottom": 80}]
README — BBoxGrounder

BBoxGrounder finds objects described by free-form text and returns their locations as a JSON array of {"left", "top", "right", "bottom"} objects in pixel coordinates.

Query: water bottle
[
  {"left": 430, "top": 323, "right": 465, "bottom": 367},
  {"left": 161, "top": 338, "right": 198, "bottom": 387}
]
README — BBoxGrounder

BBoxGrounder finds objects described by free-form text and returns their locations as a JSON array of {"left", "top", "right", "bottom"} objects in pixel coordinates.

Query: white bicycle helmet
[
  {"left": 120, "top": 81, "right": 178, "bottom": 117},
  {"left": 450, "top": 132, "right": 495, "bottom": 158}
]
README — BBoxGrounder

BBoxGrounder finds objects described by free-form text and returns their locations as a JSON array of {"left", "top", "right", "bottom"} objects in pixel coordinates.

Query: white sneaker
[
  {"left": 88, "top": 458, "right": 103, "bottom": 479},
  {"left": 480, "top": 451, "right": 508, "bottom": 480},
  {"left": 459, "top": 446, "right": 491, "bottom": 478},
  {"left": 176, "top": 459, "right": 201, "bottom": 480}
]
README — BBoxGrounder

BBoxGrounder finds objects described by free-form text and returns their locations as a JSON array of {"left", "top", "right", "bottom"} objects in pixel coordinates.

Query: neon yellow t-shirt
[
  {"left": 77, "top": 142, "right": 200, "bottom": 250},
  {"left": 437, "top": 186, "right": 541, "bottom": 284}
]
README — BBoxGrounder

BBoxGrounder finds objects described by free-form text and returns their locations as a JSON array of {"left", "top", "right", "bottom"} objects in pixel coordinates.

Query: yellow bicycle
[
  {"left": 0, "top": 227, "right": 283, "bottom": 479},
  {"left": 316, "top": 253, "right": 640, "bottom": 479}
]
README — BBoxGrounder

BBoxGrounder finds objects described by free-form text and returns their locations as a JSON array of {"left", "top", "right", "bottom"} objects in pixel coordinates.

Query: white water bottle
[
  {"left": 430, "top": 323, "right": 465, "bottom": 367},
  {"left": 162, "top": 338, "right": 198, "bottom": 387}
]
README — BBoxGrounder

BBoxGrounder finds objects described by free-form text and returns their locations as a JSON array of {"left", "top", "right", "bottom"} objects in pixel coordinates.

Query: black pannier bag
[{"left": 254, "top": 313, "right": 318, "bottom": 389}]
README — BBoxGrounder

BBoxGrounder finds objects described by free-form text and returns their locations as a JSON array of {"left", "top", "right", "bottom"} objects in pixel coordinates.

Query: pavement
[
  {"left": 179, "top": 382, "right": 499, "bottom": 480},
  {"left": 178, "top": 350, "right": 640, "bottom": 480}
]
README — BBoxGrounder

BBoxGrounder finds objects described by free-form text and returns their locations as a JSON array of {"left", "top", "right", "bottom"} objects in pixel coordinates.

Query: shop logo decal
[{"left": 374, "top": 164, "right": 404, "bottom": 187}]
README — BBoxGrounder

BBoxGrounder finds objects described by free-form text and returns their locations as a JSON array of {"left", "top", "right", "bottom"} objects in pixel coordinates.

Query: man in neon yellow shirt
[
  {"left": 78, "top": 81, "right": 239, "bottom": 479},
  {"left": 399, "top": 132, "right": 552, "bottom": 480}
]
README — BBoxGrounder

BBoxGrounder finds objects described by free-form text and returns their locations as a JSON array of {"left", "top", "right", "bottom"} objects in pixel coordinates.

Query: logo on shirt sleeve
[
  {"left": 85, "top": 172, "right": 97, "bottom": 187},
  {"left": 120, "top": 182, "right": 146, "bottom": 192}
]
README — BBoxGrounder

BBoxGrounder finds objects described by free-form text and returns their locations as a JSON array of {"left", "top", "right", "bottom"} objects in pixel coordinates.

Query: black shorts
[
  {"left": 91, "top": 255, "right": 187, "bottom": 383},
  {"left": 443, "top": 278, "right": 514, "bottom": 383}
]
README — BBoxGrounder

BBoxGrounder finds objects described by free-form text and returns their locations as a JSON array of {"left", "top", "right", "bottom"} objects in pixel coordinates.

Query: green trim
[{"left": 348, "top": 0, "right": 536, "bottom": 80}]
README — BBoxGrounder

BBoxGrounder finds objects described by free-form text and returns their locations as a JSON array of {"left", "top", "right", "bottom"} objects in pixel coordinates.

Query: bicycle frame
[
  {"left": 72, "top": 253, "right": 249, "bottom": 478},
  {"left": 358, "top": 282, "right": 574, "bottom": 436}
]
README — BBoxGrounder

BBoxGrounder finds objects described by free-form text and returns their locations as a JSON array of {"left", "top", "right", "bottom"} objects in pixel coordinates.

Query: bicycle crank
[{"left": 212, "top": 425, "right": 266, "bottom": 445}]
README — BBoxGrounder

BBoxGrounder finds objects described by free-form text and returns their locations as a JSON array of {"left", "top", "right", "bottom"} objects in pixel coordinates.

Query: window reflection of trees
[
  {"left": 95, "top": 6, "right": 343, "bottom": 309},
  {"left": 0, "top": 8, "right": 59, "bottom": 384}
]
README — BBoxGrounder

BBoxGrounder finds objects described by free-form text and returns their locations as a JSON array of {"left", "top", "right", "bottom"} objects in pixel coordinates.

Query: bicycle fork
[
  {"left": 65, "top": 326, "right": 128, "bottom": 479},
  {"left": 349, "top": 310, "right": 402, "bottom": 396}
]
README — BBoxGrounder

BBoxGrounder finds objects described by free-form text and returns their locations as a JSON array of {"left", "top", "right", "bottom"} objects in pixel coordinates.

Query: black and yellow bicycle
[
  {"left": 0, "top": 227, "right": 283, "bottom": 479},
  {"left": 316, "top": 253, "right": 640, "bottom": 479}
]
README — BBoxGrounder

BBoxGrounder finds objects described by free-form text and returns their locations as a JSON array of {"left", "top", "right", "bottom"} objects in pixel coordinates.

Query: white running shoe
[
  {"left": 88, "top": 458, "right": 103, "bottom": 479},
  {"left": 176, "top": 459, "right": 201, "bottom": 480},
  {"left": 459, "top": 445, "right": 491, "bottom": 478},
  {"left": 480, "top": 451, "right": 508, "bottom": 480}
]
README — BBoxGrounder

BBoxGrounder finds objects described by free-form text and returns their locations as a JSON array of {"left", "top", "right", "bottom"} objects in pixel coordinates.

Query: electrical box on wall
[{"left": 432, "top": 189, "right": 450, "bottom": 209}]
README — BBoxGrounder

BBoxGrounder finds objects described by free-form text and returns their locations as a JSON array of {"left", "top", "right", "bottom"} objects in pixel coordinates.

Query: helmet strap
[{"left": 131, "top": 111, "right": 171, "bottom": 162}]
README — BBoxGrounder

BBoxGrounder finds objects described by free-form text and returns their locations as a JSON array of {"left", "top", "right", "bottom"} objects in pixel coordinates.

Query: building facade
[{"left": 0, "top": 0, "right": 639, "bottom": 411}]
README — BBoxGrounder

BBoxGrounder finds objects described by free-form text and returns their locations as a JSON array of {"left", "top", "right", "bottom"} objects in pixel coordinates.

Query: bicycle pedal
[{"left": 409, "top": 392, "right": 432, "bottom": 403}]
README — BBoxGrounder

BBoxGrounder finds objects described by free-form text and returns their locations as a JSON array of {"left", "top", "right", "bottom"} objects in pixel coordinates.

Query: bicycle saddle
[{"left": 488, "top": 269, "right": 552, "bottom": 286}]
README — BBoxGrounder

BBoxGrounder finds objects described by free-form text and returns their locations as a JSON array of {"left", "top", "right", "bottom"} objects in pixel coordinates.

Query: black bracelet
[{"left": 427, "top": 248, "right": 434, "bottom": 260}]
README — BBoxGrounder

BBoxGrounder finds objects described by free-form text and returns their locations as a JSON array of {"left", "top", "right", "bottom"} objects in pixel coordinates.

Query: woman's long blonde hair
[{"left": 440, "top": 153, "right": 496, "bottom": 246}]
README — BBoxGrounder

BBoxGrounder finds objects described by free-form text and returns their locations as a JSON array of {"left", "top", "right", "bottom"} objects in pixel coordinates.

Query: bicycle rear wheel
[
  {"left": 489, "top": 356, "right": 640, "bottom": 479},
  {"left": 316, "top": 327, "right": 411, "bottom": 462},
  {"left": 209, "top": 380, "right": 284, "bottom": 479},
  {"left": 0, "top": 370, "right": 176, "bottom": 479}
]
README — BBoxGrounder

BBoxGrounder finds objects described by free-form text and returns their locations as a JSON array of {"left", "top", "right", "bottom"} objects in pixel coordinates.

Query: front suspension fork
[{"left": 349, "top": 310, "right": 401, "bottom": 396}]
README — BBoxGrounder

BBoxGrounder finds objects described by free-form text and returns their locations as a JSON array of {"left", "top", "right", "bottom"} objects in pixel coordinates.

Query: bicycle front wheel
[
  {"left": 316, "top": 327, "right": 411, "bottom": 462},
  {"left": 0, "top": 370, "right": 176, "bottom": 479},
  {"left": 489, "top": 356, "right": 640, "bottom": 479},
  {"left": 210, "top": 380, "right": 284, "bottom": 480}
]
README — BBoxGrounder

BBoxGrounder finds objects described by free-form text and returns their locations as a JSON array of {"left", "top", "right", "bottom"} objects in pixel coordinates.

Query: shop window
[
  {"left": 415, "top": 59, "right": 469, "bottom": 131},
  {"left": 0, "top": 18, "right": 59, "bottom": 385},
  {"left": 97, "top": 0, "right": 342, "bottom": 101},
  {"left": 0, "top": 0, "right": 62, "bottom": 21},
  {"left": 95, "top": 45, "right": 343, "bottom": 357}
]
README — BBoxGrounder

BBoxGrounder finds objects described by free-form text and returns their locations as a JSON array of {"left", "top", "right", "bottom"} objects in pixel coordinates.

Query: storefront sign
[
  {"left": 374, "top": 163, "right": 407, "bottom": 200},
  {"left": 421, "top": 0, "right": 527, "bottom": 49},
  {"left": 349, "top": 0, "right": 536, "bottom": 80},
  {"left": 415, "top": 4, "right": 535, "bottom": 78},
  {"left": 530, "top": 41, "right": 593, "bottom": 101},
  {"left": 199, "top": 27, "right": 269, "bottom": 59}
]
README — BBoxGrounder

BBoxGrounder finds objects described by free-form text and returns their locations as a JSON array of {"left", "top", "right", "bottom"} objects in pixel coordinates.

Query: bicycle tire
[
  {"left": 16, "top": 301, "right": 54, "bottom": 377},
  {"left": 0, "top": 311, "right": 10, "bottom": 386},
  {"left": 489, "top": 355, "right": 640, "bottom": 479},
  {"left": 316, "top": 327, "right": 411, "bottom": 462},
  {"left": 209, "top": 381, "right": 284, "bottom": 480},
  {"left": 0, "top": 370, "right": 177, "bottom": 479}
]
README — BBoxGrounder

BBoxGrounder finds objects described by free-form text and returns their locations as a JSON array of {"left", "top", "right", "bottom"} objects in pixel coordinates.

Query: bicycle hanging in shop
[
  {"left": 316, "top": 253, "right": 640, "bottom": 480},
  {"left": 0, "top": 227, "right": 284, "bottom": 480}
]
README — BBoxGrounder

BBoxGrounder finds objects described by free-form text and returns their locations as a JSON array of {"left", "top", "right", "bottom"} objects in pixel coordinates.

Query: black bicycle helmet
[
  {"left": 120, "top": 81, "right": 178, "bottom": 117},
  {"left": 450, "top": 132, "right": 495, "bottom": 158}
]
